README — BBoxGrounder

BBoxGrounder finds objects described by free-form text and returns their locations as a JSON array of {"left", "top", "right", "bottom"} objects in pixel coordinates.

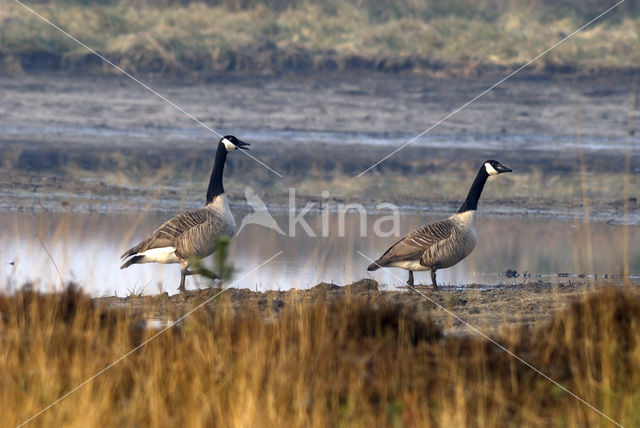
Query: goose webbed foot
[{"left": 407, "top": 271, "right": 414, "bottom": 287}]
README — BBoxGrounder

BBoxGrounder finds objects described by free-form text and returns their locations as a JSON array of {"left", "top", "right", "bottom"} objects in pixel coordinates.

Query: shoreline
[
  {"left": 95, "top": 278, "right": 639, "bottom": 336},
  {"left": 0, "top": 189, "right": 636, "bottom": 226},
  {"left": 5, "top": 55, "right": 640, "bottom": 80},
  {"left": 1, "top": 167, "right": 636, "bottom": 225}
]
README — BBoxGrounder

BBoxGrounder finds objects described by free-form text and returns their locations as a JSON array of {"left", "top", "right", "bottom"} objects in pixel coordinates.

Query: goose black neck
[
  {"left": 457, "top": 167, "right": 489, "bottom": 213},
  {"left": 206, "top": 144, "right": 227, "bottom": 203}
]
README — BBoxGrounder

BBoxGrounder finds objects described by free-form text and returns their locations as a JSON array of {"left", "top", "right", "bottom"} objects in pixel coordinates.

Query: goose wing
[
  {"left": 121, "top": 208, "right": 226, "bottom": 259},
  {"left": 173, "top": 210, "right": 234, "bottom": 259},
  {"left": 373, "top": 219, "right": 456, "bottom": 267}
]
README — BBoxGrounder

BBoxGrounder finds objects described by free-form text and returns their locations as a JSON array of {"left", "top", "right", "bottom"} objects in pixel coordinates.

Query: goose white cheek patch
[
  {"left": 222, "top": 138, "right": 237, "bottom": 151},
  {"left": 484, "top": 162, "right": 499, "bottom": 175}
]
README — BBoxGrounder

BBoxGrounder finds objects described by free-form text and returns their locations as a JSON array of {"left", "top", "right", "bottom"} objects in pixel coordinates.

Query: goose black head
[
  {"left": 220, "top": 135, "right": 250, "bottom": 152},
  {"left": 483, "top": 160, "right": 512, "bottom": 176}
]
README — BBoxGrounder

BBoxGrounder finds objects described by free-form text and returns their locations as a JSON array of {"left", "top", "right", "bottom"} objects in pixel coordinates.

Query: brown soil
[{"left": 96, "top": 278, "right": 627, "bottom": 336}]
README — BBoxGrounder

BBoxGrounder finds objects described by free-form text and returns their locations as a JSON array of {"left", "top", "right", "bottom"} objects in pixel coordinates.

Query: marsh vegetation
[
  {"left": 2, "top": 283, "right": 640, "bottom": 426},
  {"left": 2, "top": 0, "right": 640, "bottom": 76}
]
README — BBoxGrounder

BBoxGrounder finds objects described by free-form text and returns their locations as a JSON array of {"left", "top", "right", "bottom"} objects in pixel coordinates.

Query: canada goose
[
  {"left": 120, "top": 135, "right": 249, "bottom": 292},
  {"left": 367, "top": 160, "right": 512, "bottom": 290}
]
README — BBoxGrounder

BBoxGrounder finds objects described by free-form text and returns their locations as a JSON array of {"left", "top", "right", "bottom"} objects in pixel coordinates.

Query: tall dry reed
[{"left": 1, "top": 284, "right": 639, "bottom": 427}]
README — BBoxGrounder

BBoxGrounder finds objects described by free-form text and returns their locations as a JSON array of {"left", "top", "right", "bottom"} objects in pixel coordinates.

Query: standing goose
[
  {"left": 367, "top": 160, "right": 512, "bottom": 290},
  {"left": 120, "top": 135, "right": 249, "bottom": 292}
]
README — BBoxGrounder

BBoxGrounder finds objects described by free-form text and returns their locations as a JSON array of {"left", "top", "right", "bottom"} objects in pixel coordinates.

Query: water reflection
[{"left": 1, "top": 211, "right": 638, "bottom": 296}]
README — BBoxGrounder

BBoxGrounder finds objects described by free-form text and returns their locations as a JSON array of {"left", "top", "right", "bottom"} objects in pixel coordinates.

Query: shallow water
[{"left": 1, "top": 211, "right": 638, "bottom": 296}]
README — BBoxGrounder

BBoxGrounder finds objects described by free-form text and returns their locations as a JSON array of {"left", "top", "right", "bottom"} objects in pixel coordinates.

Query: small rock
[{"left": 505, "top": 269, "right": 519, "bottom": 278}]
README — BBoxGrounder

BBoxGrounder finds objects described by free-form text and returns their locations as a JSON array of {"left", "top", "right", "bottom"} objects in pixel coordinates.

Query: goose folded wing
[
  {"left": 418, "top": 220, "right": 460, "bottom": 267},
  {"left": 375, "top": 219, "right": 456, "bottom": 266},
  {"left": 121, "top": 208, "right": 213, "bottom": 258},
  {"left": 173, "top": 211, "right": 231, "bottom": 259}
]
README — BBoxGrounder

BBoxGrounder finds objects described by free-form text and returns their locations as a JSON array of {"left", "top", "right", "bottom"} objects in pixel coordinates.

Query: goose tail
[
  {"left": 367, "top": 262, "right": 381, "bottom": 271},
  {"left": 121, "top": 247, "right": 137, "bottom": 259},
  {"left": 120, "top": 255, "right": 144, "bottom": 269}
]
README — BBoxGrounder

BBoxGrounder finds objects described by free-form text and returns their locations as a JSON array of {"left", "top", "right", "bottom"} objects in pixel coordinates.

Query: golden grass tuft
[{"left": 1, "top": 283, "right": 640, "bottom": 426}]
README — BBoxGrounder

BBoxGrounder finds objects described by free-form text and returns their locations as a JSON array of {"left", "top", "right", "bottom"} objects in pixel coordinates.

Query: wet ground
[
  {"left": 95, "top": 278, "right": 638, "bottom": 336},
  {"left": 1, "top": 72, "right": 637, "bottom": 139}
]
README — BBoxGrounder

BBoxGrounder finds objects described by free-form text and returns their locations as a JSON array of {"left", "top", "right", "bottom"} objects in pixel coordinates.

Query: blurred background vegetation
[{"left": 1, "top": 0, "right": 638, "bottom": 77}]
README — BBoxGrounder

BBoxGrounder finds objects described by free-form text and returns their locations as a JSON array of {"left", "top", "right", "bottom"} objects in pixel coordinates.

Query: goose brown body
[
  {"left": 372, "top": 211, "right": 477, "bottom": 272},
  {"left": 120, "top": 196, "right": 236, "bottom": 266},
  {"left": 367, "top": 160, "right": 511, "bottom": 290}
]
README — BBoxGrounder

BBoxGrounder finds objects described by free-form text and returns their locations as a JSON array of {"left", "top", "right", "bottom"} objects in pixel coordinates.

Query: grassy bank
[
  {"left": 1, "top": 0, "right": 639, "bottom": 77},
  {"left": 1, "top": 283, "right": 639, "bottom": 426}
]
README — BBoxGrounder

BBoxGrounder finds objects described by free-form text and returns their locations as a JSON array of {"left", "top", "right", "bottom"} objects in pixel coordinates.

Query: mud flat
[
  {"left": 1, "top": 73, "right": 638, "bottom": 223},
  {"left": 95, "top": 278, "right": 639, "bottom": 336},
  {"left": 1, "top": 72, "right": 637, "bottom": 141}
]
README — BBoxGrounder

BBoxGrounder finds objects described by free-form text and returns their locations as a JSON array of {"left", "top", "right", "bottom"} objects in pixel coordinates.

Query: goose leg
[
  {"left": 179, "top": 270, "right": 186, "bottom": 293},
  {"left": 179, "top": 262, "right": 190, "bottom": 293},
  {"left": 407, "top": 271, "right": 414, "bottom": 287},
  {"left": 430, "top": 269, "right": 438, "bottom": 291}
]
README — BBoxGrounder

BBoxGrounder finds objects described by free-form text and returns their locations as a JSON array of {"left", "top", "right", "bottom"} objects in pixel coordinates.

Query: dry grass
[
  {"left": 1, "top": 0, "right": 639, "bottom": 76},
  {"left": 1, "top": 283, "right": 639, "bottom": 426}
]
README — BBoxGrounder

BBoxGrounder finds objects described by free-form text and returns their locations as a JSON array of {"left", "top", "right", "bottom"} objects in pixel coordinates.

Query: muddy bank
[
  {"left": 1, "top": 166, "right": 637, "bottom": 224},
  {"left": 5, "top": 46, "right": 640, "bottom": 80},
  {"left": 1, "top": 74, "right": 638, "bottom": 221},
  {"left": 1, "top": 139, "right": 637, "bottom": 222},
  {"left": 2, "top": 73, "right": 637, "bottom": 139},
  {"left": 96, "top": 278, "right": 637, "bottom": 336}
]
